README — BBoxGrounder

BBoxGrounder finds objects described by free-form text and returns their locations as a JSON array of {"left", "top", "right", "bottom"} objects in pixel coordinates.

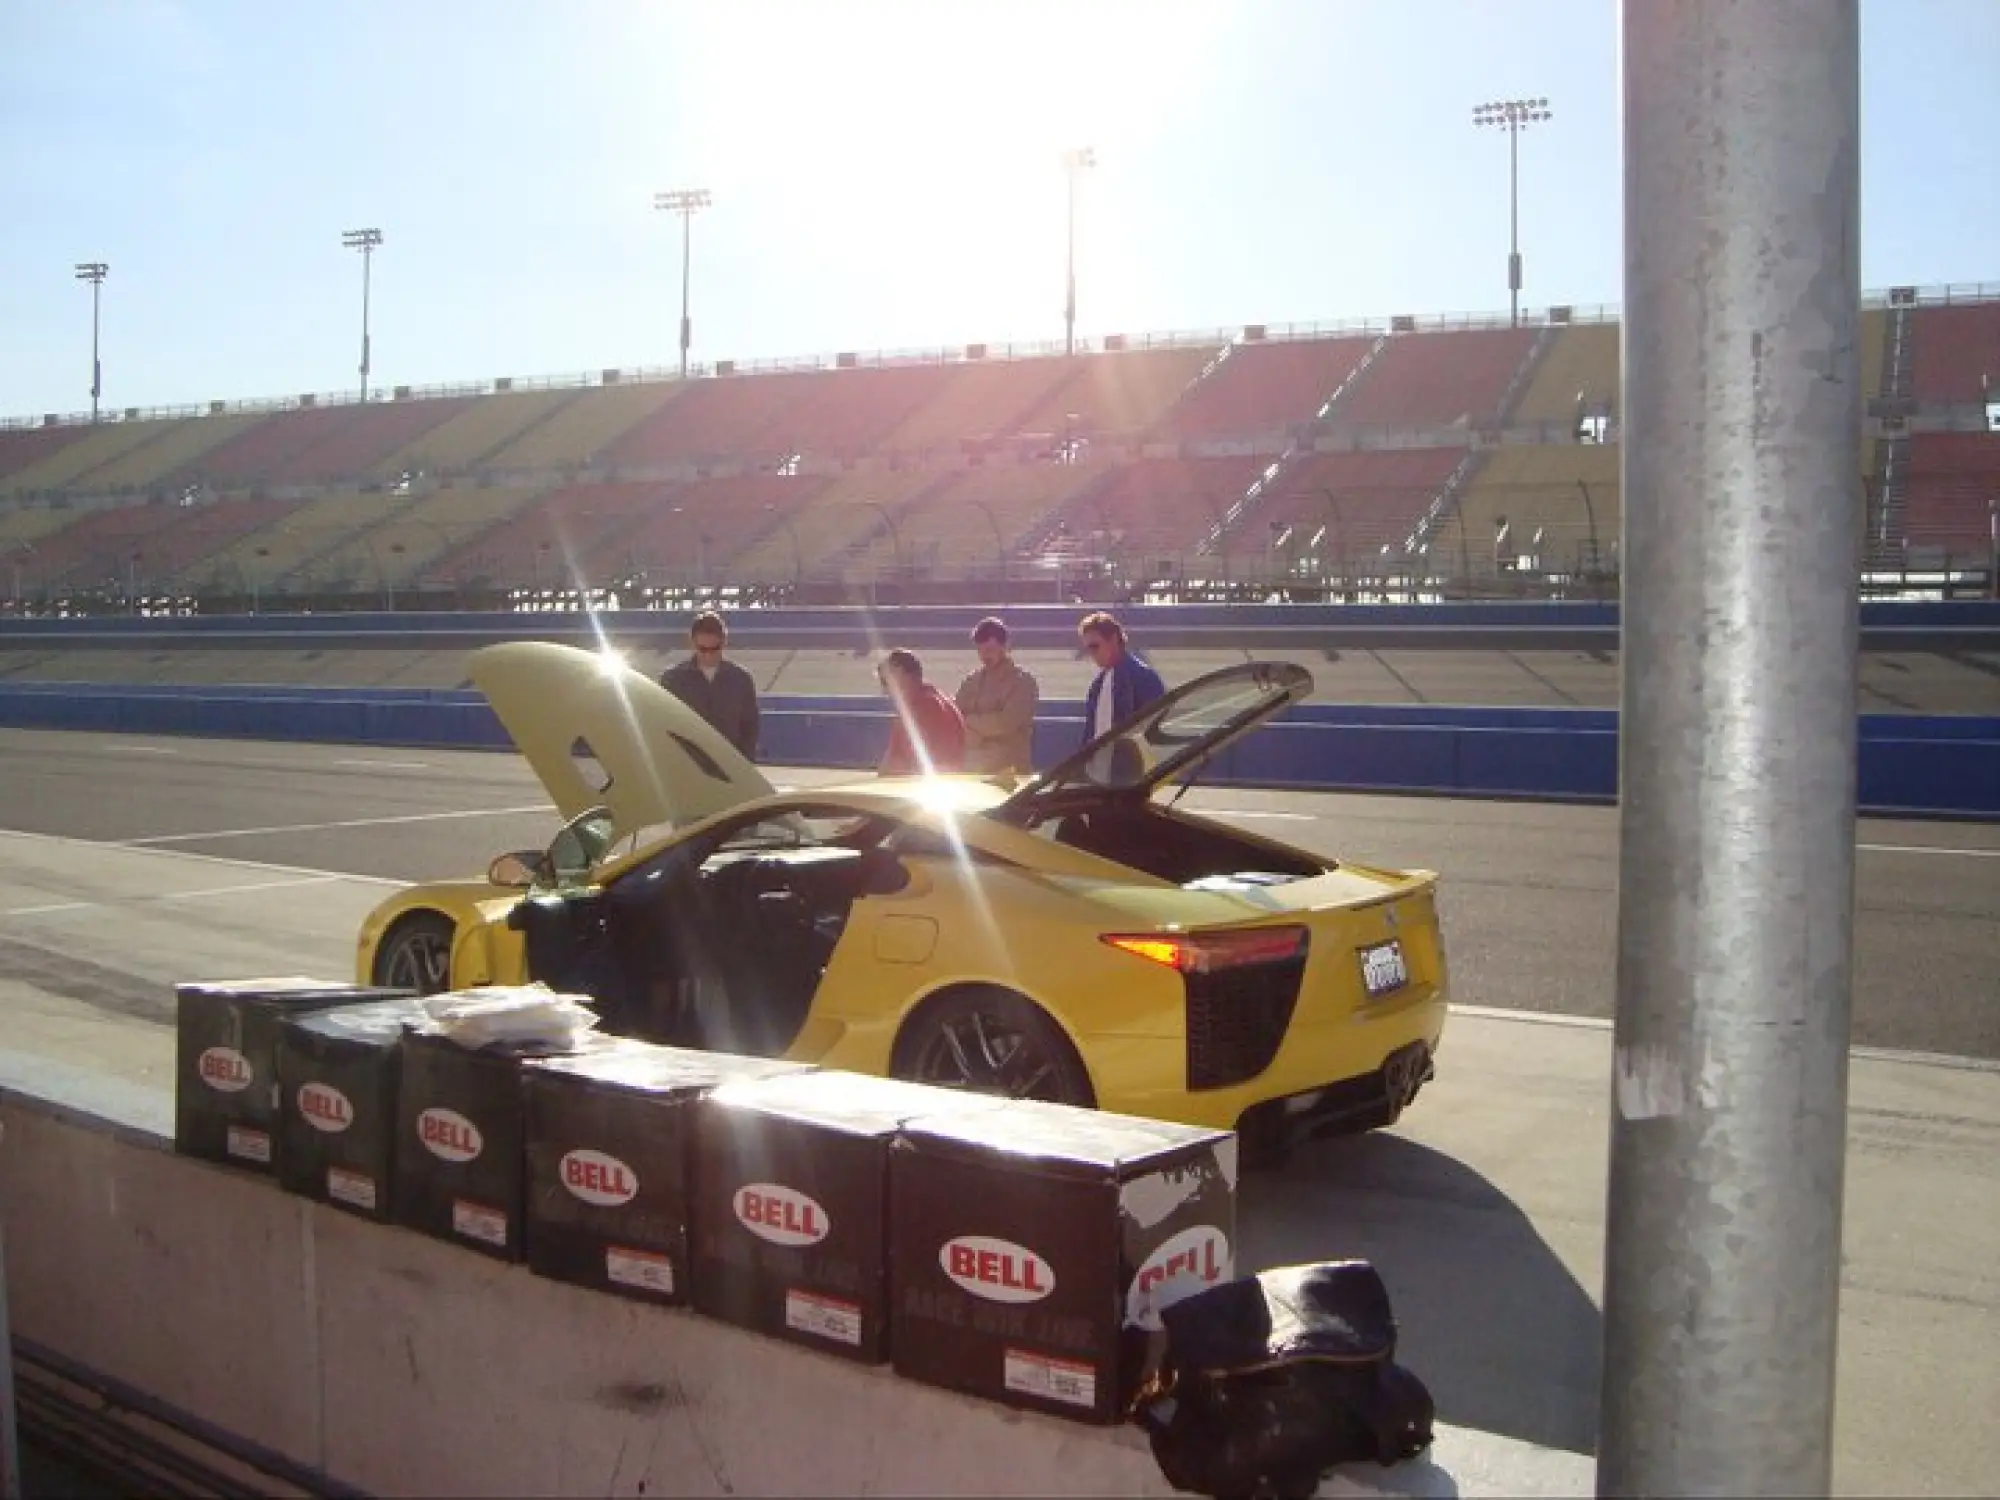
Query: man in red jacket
[{"left": 877, "top": 648, "right": 967, "bottom": 776}]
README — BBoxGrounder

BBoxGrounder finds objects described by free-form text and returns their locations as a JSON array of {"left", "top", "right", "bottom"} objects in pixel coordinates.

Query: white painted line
[
  {"left": 0, "top": 874, "right": 345, "bottom": 920},
  {"left": 332, "top": 758, "right": 432, "bottom": 771},
  {"left": 0, "top": 828, "right": 410, "bottom": 888},
  {"left": 1858, "top": 842, "right": 2000, "bottom": 860},
  {"left": 1205, "top": 809, "right": 1317, "bottom": 821},
  {"left": 110, "top": 745, "right": 180, "bottom": 756},
  {"left": 1450, "top": 1003, "right": 2000, "bottom": 1073},
  {"left": 120, "top": 803, "right": 554, "bottom": 846}
]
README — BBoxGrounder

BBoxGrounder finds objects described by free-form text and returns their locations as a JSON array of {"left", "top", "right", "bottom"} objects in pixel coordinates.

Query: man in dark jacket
[
  {"left": 1077, "top": 610, "right": 1166, "bottom": 782},
  {"left": 659, "top": 611, "right": 760, "bottom": 760}
]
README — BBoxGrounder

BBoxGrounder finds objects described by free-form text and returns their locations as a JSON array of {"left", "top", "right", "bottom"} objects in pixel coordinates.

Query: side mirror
[{"left": 486, "top": 850, "right": 547, "bottom": 889}]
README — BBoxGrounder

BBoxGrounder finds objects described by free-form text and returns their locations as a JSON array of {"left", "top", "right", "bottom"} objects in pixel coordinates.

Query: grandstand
[{"left": 2, "top": 285, "right": 1994, "bottom": 610}]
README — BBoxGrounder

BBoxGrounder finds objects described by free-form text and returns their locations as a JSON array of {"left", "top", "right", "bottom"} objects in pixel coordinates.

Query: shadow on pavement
[{"left": 1239, "top": 1130, "right": 1601, "bottom": 1456}]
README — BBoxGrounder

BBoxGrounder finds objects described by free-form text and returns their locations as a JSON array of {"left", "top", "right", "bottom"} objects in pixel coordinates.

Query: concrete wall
[
  {"left": 0, "top": 1064, "right": 1593, "bottom": 1498},
  {"left": 0, "top": 680, "right": 1994, "bottom": 818}
]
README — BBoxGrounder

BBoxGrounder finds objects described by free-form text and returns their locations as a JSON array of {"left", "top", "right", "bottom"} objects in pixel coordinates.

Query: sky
[{"left": 2, "top": 0, "right": 1995, "bottom": 420}]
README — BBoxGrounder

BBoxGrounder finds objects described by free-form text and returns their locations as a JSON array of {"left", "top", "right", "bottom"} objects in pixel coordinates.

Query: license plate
[{"left": 1359, "top": 939, "right": 1408, "bottom": 998}]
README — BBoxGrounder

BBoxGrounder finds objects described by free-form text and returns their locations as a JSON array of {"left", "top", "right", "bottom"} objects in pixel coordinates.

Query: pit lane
[{"left": 0, "top": 726, "right": 1995, "bottom": 1491}]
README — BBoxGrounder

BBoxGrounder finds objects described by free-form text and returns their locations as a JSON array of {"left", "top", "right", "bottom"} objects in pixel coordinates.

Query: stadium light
[
  {"left": 74, "top": 262, "right": 108, "bottom": 422},
  {"left": 340, "top": 228, "right": 384, "bottom": 401},
  {"left": 655, "top": 188, "right": 713, "bottom": 380},
  {"left": 1063, "top": 148, "right": 1096, "bottom": 357},
  {"left": 1471, "top": 97, "right": 1553, "bottom": 327}
]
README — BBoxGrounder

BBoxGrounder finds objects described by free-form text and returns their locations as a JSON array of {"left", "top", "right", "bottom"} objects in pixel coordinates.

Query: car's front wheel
[
  {"left": 892, "top": 987, "right": 1095, "bottom": 1108},
  {"left": 372, "top": 912, "right": 456, "bottom": 995}
]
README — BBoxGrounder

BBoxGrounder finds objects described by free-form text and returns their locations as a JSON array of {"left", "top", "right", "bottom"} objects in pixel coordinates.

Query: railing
[{"left": 6, "top": 281, "right": 1995, "bottom": 434}]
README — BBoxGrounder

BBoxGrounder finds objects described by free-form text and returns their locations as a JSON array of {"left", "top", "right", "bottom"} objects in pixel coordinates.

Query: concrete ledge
[{"left": 0, "top": 1069, "right": 1595, "bottom": 1498}]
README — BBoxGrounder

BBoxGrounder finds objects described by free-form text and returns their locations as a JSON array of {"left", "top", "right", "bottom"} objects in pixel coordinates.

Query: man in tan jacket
[{"left": 954, "top": 616, "right": 1040, "bottom": 776}]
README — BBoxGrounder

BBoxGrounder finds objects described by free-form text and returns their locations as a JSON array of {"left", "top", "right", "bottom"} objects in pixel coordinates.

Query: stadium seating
[
  {"left": 1330, "top": 326, "right": 1540, "bottom": 430},
  {"left": 6, "top": 294, "right": 1995, "bottom": 593},
  {"left": 1907, "top": 302, "right": 2000, "bottom": 405},
  {"left": 1030, "top": 455, "right": 1270, "bottom": 567},
  {"left": 55, "top": 411, "right": 271, "bottom": 495},
  {"left": 1506, "top": 324, "right": 1618, "bottom": 428},
  {"left": 845, "top": 459, "right": 1106, "bottom": 578},
  {"left": 419, "top": 481, "right": 670, "bottom": 589},
  {"left": 1161, "top": 335, "right": 1377, "bottom": 440},
  {"left": 875, "top": 357, "right": 1078, "bottom": 452},
  {"left": 1899, "top": 432, "right": 1999, "bottom": 553},
  {"left": 1253, "top": 448, "right": 1469, "bottom": 565},
  {"left": 303, "top": 485, "right": 552, "bottom": 593},
  {"left": 0, "top": 425, "right": 93, "bottom": 485},
  {"left": 0, "top": 417, "right": 175, "bottom": 495},
  {"left": 586, "top": 473, "right": 834, "bottom": 587},
  {"left": 479, "top": 382, "right": 683, "bottom": 473},
  {"left": 1452, "top": 444, "right": 1622, "bottom": 575},
  {"left": 364, "top": 388, "right": 583, "bottom": 480},
  {"left": 1010, "top": 345, "right": 1222, "bottom": 440}
]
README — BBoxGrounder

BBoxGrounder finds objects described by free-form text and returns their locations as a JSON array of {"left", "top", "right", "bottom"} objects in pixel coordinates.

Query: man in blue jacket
[{"left": 1077, "top": 610, "right": 1165, "bottom": 782}]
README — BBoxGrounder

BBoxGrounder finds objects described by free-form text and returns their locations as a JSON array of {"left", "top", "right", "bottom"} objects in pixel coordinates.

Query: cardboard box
[
  {"left": 173, "top": 977, "right": 412, "bottom": 1173},
  {"left": 276, "top": 997, "right": 435, "bottom": 1220},
  {"left": 888, "top": 1099, "right": 1238, "bottom": 1424},
  {"left": 690, "top": 1070, "right": 1004, "bottom": 1363},
  {"left": 390, "top": 1026, "right": 614, "bottom": 1262},
  {"left": 521, "top": 1038, "right": 813, "bottom": 1305}
]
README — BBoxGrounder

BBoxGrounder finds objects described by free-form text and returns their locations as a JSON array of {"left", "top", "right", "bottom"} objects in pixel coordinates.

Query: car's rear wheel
[
  {"left": 373, "top": 912, "right": 456, "bottom": 994},
  {"left": 892, "top": 987, "right": 1095, "bottom": 1108}
]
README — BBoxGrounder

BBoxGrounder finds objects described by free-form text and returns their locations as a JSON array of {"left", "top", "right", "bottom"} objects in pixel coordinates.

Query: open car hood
[
  {"left": 467, "top": 640, "right": 775, "bottom": 837},
  {"left": 992, "top": 660, "right": 1313, "bottom": 820}
]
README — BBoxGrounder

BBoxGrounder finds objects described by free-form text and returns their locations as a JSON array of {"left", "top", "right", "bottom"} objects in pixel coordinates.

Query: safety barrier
[
  {"left": 0, "top": 682, "right": 1992, "bottom": 819},
  {"left": 3, "top": 598, "right": 1997, "bottom": 649},
  {"left": 0, "top": 1066, "right": 1591, "bottom": 1498}
]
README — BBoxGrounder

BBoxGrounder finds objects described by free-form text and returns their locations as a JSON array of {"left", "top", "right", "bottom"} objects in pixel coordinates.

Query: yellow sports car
[{"left": 354, "top": 641, "right": 1448, "bottom": 1153}]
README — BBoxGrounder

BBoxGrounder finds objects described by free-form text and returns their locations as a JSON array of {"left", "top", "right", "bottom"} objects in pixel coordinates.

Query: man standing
[
  {"left": 878, "top": 648, "right": 967, "bottom": 776},
  {"left": 1077, "top": 610, "right": 1165, "bottom": 778},
  {"left": 954, "top": 616, "right": 1039, "bottom": 776},
  {"left": 659, "top": 610, "right": 760, "bottom": 760}
]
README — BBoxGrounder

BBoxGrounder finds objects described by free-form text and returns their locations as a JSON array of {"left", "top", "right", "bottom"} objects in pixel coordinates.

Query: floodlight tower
[
  {"left": 1063, "top": 147, "right": 1096, "bottom": 357},
  {"left": 74, "top": 261, "right": 109, "bottom": 422},
  {"left": 1472, "top": 97, "right": 1552, "bottom": 326},
  {"left": 341, "top": 228, "right": 384, "bottom": 400},
  {"left": 655, "top": 188, "right": 713, "bottom": 379}
]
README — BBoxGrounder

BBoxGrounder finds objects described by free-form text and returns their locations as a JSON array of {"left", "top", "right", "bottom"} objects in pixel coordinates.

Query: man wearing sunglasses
[{"left": 659, "top": 610, "right": 761, "bottom": 761}]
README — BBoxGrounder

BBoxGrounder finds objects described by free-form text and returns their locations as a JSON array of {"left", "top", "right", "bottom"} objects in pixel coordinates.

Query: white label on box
[
  {"left": 451, "top": 1198, "right": 508, "bottom": 1246},
  {"left": 606, "top": 1246, "right": 674, "bottom": 1296},
  {"left": 327, "top": 1166, "right": 377, "bottom": 1210},
  {"left": 225, "top": 1125, "right": 271, "bottom": 1163},
  {"left": 785, "top": 1289, "right": 863, "bottom": 1347},
  {"left": 1004, "top": 1348, "right": 1097, "bottom": 1409}
]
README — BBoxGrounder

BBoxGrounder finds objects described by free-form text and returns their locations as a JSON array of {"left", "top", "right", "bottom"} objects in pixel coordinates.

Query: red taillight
[{"left": 1101, "top": 925, "right": 1308, "bottom": 974}]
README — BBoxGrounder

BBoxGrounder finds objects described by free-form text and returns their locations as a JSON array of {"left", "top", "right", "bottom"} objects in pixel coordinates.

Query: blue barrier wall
[{"left": 0, "top": 683, "right": 1992, "bottom": 820}]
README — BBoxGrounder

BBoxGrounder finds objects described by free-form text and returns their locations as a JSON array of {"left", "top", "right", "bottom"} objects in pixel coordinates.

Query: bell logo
[
  {"left": 417, "top": 1107, "right": 482, "bottom": 1163},
  {"left": 197, "top": 1046, "right": 252, "bottom": 1094},
  {"left": 297, "top": 1082, "right": 353, "bottom": 1134},
  {"left": 940, "top": 1235, "right": 1055, "bottom": 1304},
  {"left": 1125, "top": 1225, "right": 1232, "bottom": 1331},
  {"left": 733, "top": 1183, "right": 829, "bottom": 1247},
  {"left": 561, "top": 1149, "right": 639, "bottom": 1208}
]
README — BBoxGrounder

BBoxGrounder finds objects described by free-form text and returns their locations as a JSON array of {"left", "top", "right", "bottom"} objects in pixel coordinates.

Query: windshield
[{"left": 997, "top": 661, "right": 1312, "bottom": 814}]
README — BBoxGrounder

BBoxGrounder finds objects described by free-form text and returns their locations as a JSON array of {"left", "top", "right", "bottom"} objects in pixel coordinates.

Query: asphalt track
[
  {"left": 0, "top": 727, "right": 1992, "bottom": 1057},
  {"left": 0, "top": 726, "right": 1995, "bottom": 1494}
]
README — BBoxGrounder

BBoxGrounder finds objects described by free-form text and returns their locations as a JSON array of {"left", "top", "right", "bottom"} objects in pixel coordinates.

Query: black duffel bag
[{"left": 1128, "top": 1259, "right": 1436, "bottom": 1499}]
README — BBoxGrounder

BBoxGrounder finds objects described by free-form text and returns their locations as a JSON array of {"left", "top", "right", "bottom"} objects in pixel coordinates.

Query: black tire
[
  {"left": 372, "top": 912, "right": 456, "bottom": 995},
  {"left": 891, "top": 987, "right": 1096, "bottom": 1108}
]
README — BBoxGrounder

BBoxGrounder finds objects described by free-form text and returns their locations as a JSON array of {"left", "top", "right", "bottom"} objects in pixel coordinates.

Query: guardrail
[
  {"left": 0, "top": 683, "right": 1991, "bottom": 820},
  {"left": 3, "top": 599, "right": 1998, "bottom": 648}
]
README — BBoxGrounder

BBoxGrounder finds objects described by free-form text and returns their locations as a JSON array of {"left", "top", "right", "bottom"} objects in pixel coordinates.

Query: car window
[{"left": 715, "top": 808, "right": 880, "bottom": 851}]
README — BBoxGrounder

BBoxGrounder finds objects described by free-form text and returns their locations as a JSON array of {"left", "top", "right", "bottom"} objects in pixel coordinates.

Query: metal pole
[
  {"left": 1065, "top": 163, "right": 1077, "bottom": 357},
  {"left": 1508, "top": 125, "right": 1521, "bottom": 327},
  {"left": 680, "top": 207, "right": 693, "bottom": 381},
  {"left": 1600, "top": 3, "right": 1861, "bottom": 1496},
  {"left": 90, "top": 277, "right": 103, "bottom": 421},
  {"left": 360, "top": 243, "right": 373, "bottom": 400}
]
